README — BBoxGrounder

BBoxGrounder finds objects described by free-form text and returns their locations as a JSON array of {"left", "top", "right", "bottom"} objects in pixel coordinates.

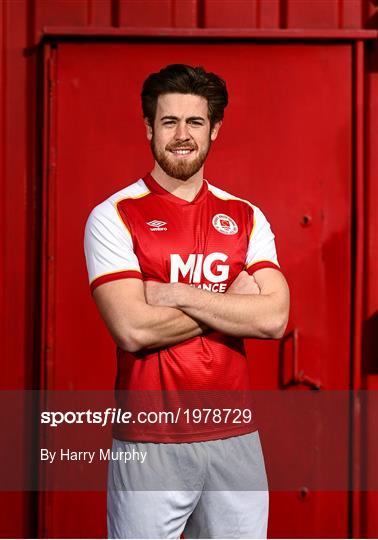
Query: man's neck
[{"left": 150, "top": 164, "right": 204, "bottom": 202}]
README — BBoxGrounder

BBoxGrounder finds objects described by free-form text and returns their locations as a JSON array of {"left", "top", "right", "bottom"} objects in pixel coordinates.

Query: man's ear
[
  {"left": 144, "top": 118, "right": 153, "bottom": 141},
  {"left": 210, "top": 120, "right": 222, "bottom": 141}
]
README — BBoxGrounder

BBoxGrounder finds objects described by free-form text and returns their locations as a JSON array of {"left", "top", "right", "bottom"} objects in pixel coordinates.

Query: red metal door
[{"left": 41, "top": 40, "right": 352, "bottom": 538}]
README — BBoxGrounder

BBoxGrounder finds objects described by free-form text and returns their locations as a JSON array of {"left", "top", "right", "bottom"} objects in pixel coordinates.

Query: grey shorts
[{"left": 107, "top": 430, "right": 269, "bottom": 539}]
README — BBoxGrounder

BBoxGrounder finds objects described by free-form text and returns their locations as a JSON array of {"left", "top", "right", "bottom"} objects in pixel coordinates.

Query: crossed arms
[{"left": 93, "top": 268, "right": 290, "bottom": 353}]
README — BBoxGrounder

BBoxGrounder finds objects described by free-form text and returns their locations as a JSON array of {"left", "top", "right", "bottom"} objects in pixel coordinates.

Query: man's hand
[{"left": 227, "top": 271, "right": 261, "bottom": 295}]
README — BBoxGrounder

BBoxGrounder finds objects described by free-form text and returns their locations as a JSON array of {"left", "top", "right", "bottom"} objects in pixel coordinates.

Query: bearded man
[{"left": 84, "top": 64, "right": 290, "bottom": 539}]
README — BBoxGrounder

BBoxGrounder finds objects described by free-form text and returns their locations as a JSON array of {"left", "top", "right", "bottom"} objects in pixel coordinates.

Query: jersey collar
[{"left": 143, "top": 173, "right": 208, "bottom": 206}]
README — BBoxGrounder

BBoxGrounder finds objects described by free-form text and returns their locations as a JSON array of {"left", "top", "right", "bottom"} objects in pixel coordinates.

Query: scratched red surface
[{"left": 1, "top": 0, "right": 378, "bottom": 538}]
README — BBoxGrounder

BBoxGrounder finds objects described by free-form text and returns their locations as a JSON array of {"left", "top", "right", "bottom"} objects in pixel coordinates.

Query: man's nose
[{"left": 174, "top": 121, "right": 190, "bottom": 141}]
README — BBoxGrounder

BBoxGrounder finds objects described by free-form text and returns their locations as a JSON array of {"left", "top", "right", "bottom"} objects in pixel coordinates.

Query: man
[{"left": 84, "top": 64, "right": 289, "bottom": 539}]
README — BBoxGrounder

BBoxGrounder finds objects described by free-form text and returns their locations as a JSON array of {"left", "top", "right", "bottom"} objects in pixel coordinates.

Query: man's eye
[
  {"left": 163, "top": 121, "right": 175, "bottom": 125},
  {"left": 189, "top": 121, "right": 203, "bottom": 126}
]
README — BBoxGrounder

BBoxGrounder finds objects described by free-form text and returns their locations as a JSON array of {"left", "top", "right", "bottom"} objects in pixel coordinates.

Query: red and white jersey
[{"left": 84, "top": 173, "right": 280, "bottom": 442}]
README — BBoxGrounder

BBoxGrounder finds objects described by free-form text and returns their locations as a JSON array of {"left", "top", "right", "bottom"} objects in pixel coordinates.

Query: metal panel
[
  {"left": 172, "top": 0, "right": 198, "bottom": 27},
  {"left": 0, "top": 0, "right": 376, "bottom": 537},
  {"left": 30, "top": 0, "right": 370, "bottom": 32},
  {"left": 365, "top": 0, "right": 378, "bottom": 28},
  {"left": 0, "top": 0, "right": 36, "bottom": 537},
  {"left": 341, "top": 0, "right": 363, "bottom": 28},
  {"left": 41, "top": 26, "right": 378, "bottom": 39},
  {"left": 88, "top": 0, "right": 112, "bottom": 26},
  {"left": 0, "top": 0, "right": 5, "bottom": 371},
  {"left": 118, "top": 0, "right": 173, "bottom": 26},
  {"left": 28, "top": 0, "right": 371, "bottom": 33},
  {"left": 202, "top": 0, "right": 366, "bottom": 30},
  {"left": 118, "top": 0, "right": 198, "bottom": 27},
  {"left": 363, "top": 38, "right": 378, "bottom": 539},
  {"left": 259, "top": 0, "right": 280, "bottom": 29},
  {"left": 350, "top": 39, "right": 365, "bottom": 539},
  {"left": 365, "top": 45, "right": 378, "bottom": 372},
  {"left": 2, "top": 0, "right": 28, "bottom": 389},
  {"left": 41, "top": 39, "right": 352, "bottom": 538},
  {"left": 35, "top": 0, "right": 89, "bottom": 28},
  {"left": 204, "top": 0, "right": 258, "bottom": 28},
  {"left": 285, "top": 0, "right": 339, "bottom": 28}
]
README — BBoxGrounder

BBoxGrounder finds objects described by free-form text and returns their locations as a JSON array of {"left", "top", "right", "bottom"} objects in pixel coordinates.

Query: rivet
[{"left": 301, "top": 215, "right": 312, "bottom": 227}]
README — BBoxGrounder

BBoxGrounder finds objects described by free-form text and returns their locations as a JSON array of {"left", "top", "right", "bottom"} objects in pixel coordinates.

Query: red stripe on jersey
[
  {"left": 246, "top": 260, "right": 281, "bottom": 275},
  {"left": 90, "top": 270, "right": 142, "bottom": 294}
]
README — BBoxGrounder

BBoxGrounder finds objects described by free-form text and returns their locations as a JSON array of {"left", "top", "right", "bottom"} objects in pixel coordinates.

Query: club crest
[{"left": 212, "top": 214, "right": 238, "bottom": 235}]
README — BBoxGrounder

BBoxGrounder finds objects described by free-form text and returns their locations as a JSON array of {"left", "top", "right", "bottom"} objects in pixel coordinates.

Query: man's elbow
[
  {"left": 267, "top": 313, "right": 289, "bottom": 339},
  {"left": 259, "top": 313, "right": 288, "bottom": 339},
  {"left": 262, "top": 293, "right": 290, "bottom": 339},
  {"left": 117, "top": 329, "right": 148, "bottom": 353},
  {"left": 268, "top": 321, "right": 287, "bottom": 339}
]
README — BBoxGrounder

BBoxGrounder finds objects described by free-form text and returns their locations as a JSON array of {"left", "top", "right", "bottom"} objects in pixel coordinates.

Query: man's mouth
[{"left": 169, "top": 148, "right": 195, "bottom": 156}]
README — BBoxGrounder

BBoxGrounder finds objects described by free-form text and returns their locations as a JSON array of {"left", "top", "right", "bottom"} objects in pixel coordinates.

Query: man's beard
[{"left": 151, "top": 136, "right": 211, "bottom": 181}]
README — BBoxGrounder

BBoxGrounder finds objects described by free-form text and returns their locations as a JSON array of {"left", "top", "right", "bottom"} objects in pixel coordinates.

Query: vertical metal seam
[
  {"left": 338, "top": 0, "right": 343, "bottom": 29},
  {"left": 0, "top": 0, "right": 7, "bottom": 337},
  {"left": 279, "top": 0, "right": 287, "bottom": 29},
  {"left": 111, "top": 0, "right": 120, "bottom": 27},
  {"left": 197, "top": 0, "right": 205, "bottom": 28},
  {"left": 171, "top": 0, "right": 175, "bottom": 28},
  {"left": 87, "top": 0, "right": 93, "bottom": 26},
  {"left": 349, "top": 38, "right": 365, "bottom": 540},
  {"left": 256, "top": 0, "right": 261, "bottom": 29},
  {"left": 25, "top": 0, "right": 41, "bottom": 536},
  {"left": 361, "top": 0, "right": 368, "bottom": 29},
  {"left": 38, "top": 44, "right": 59, "bottom": 539}
]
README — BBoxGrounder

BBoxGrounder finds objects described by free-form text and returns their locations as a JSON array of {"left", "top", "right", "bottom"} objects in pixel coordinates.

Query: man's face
[{"left": 145, "top": 93, "right": 221, "bottom": 181}]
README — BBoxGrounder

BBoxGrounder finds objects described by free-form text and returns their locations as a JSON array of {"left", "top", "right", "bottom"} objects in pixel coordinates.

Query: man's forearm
[
  {"left": 166, "top": 283, "right": 288, "bottom": 339},
  {"left": 137, "top": 271, "right": 261, "bottom": 351},
  {"left": 92, "top": 280, "right": 207, "bottom": 354},
  {"left": 133, "top": 304, "right": 207, "bottom": 351}
]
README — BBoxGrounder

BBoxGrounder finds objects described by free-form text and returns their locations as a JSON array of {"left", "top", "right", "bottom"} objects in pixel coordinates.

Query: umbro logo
[
  {"left": 146, "top": 220, "right": 168, "bottom": 231},
  {"left": 147, "top": 220, "right": 166, "bottom": 227}
]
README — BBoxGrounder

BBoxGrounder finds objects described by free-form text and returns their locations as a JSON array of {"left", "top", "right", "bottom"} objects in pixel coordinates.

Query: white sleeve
[
  {"left": 245, "top": 205, "right": 280, "bottom": 275},
  {"left": 84, "top": 200, "right": 142, "bottom": 293}
]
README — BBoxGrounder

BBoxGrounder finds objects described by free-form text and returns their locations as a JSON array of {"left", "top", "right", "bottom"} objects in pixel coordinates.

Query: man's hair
[{"left": 141, "top": 64, "right": 228, "bottom": 129}]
